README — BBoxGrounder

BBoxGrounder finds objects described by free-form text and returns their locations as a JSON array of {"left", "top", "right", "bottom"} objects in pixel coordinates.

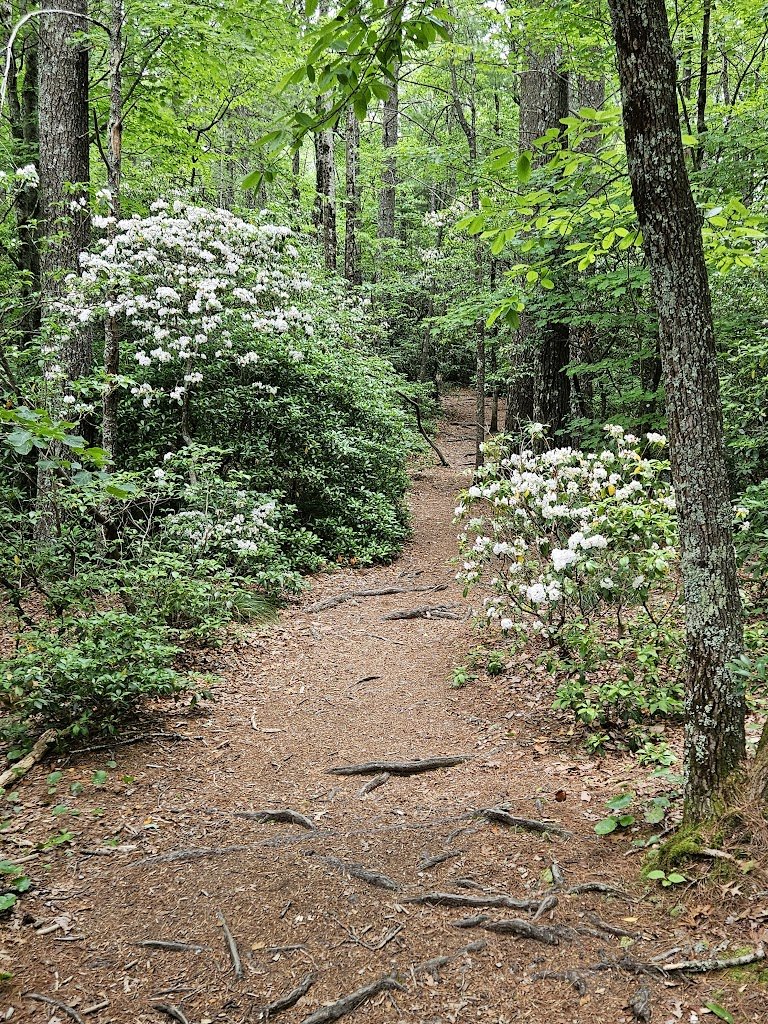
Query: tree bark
[
  {"left": 519, "top": 46, "right": 570, "bottom": 442},
  {"left": 377, "top": 0, "right": 399, "bottom": 240},
  {"left": 608, "top": 0, "right": 746, "bottom": 821},
  {"left": 39, "top": 0, "right": 92, "bottom": 380},
  {"left": 101, "top": 0, "right": 124, "bottom": 461},
  {"left": 693, "top": 0, "right": 712, "bottom": 169},
  {"left": 344, "top": 106, "right": 362, "bottom": 285}
]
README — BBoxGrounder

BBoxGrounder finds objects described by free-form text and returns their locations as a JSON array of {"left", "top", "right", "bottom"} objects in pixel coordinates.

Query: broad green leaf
[{"left": 517, "top": 152, "right": 532, "bottom": 184}]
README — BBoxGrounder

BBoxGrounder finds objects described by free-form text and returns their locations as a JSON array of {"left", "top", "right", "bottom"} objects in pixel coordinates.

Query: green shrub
[{"left": 0, "top": 612, "right": 211, "bottom": 743}]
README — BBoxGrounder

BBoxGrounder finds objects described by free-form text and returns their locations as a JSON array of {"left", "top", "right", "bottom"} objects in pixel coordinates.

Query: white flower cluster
[
  {"left": 53, "top": 201, "right": 315, "bottom": 403},
  {"left": 456, "top": 424, "right": 679, "bottom": 640},
  {"left": 162, "top": 491, "right": 279, "bottom": 561}
]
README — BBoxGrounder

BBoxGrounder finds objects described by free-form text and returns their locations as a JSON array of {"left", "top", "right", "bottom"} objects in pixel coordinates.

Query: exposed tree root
[
  {"left": 314, "top": 854, "right": 399, "bottom": 891},
  {"left": 152, "top": 1005, "right": 190, "bottom": 1024},
  {"left": 476, "top": 806, "right": 572, "bottom": 839},
  {"left": 404, "top": 891, "right": 548, "bottom": 913},
  {"left": 133, "top": 845, "right": 249, "bottom": 865},
  {"left": 413, "top": 939, "right": 487, "bottom": 978},
  {"left": 418, "top": 851, "right": 462, "bottom": 871},
  {"left": 328, "top": 756, "right": 470, "bottom": 776},
  {"left": 234, "top": 809, "right": 315, "bottom": 830},
  {"left": 298, "top": 974, "right": 405, "bottom": 1023},
  {"left": 306, "top": 585, "right": 447, "bottom": 614},
  {"left": 259, "top": 973, "right": 316, "bottom": 1019},
  {"left": 357, "top": 773, "right": 390, "bottom": 797},
  {"left": 628, "top": 985, "right": 652, "bottom": 1022},
  {"left": 621, "top": 945, "right": 765, "bottom": 975},
  {"left": 529, "top": 969, "right": 587, "bottom": 995},
  {"left": 382, "top": 604, "right": 463, "bottom": 621},
  {"left": 24, "top": 993, "right": 85, "bottom": 1024},
  {"left": 452, "top": 915, "right": 563, "bottom": 944}
]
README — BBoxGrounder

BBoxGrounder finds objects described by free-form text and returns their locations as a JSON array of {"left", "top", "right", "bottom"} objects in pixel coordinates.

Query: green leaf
[
  {"left": 606, "top": 792, "right": 634, "bottom": 811},
  {"left": 666, "top": 872, "right": 687, "bottom": 884},
  {"left": 517, "top": 152, "right": 532, "bottom": 184},
  {"left": 242, "top": 170, "right": 263, "bottom": 191},
  {"left": 646, "top": 869, "right": 666, "bottom": 880},
  {"left": 705, "top": 1002, "right": 734, "bottom": 1024},
  {"left": 0, "top": 894, "right": 17, "bottom": 912},
  {"left": 594, "top": 817, "right": 617, "bottom": 835},
  {"left": 305, "top": 0, "right": 318, "bottom": 16}
]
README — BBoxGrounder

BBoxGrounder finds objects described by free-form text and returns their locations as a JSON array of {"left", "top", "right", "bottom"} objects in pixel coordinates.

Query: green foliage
[{"left": 0, "top": 612, "right": 211, "bottom": 744}]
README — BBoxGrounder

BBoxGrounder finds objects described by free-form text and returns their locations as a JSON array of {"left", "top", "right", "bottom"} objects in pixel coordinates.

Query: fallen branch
[
  {"left": 315, "top": 854, "right": 399, "bottom": 891},
  {"left": 260, "top": 973, "right": 316, "bottom": 1019},
  {"left": 565, "top": 882, "right": 632, "bottom": 900},
  {"left": 234, "top": 809, "right": 315, "bottom": 830},
  {"left": 24, "top": 994, "right": 84, "bottom": 1023},
  {"left": 0, "top": 730, "right": 56, "bottom": 789},
  {"left": 328, "top": 756, "right": 470, "bottom": 777},
  {"left": 306, "top": 585, "right": 447, "bottom": 614},
  {"left": 622, "top": 945, "right": 765, "bottom": 976},
  {"left": 404, "top": 891, "right": 544, "bottom": 913},
  {"left": 477, "top": 807, "right": 572, "bottom": 839},
  {"left": 299, "top": 974, "right": 404, "bottom": 1024},
  {"left": 396, "top": 391, "right": 449, "bottom": 467},
  {"left": 530, "top": 969, "right": 587, "bottom": 995},
  {"left": 152, "top": 1005, "right": 190, "bottom": 1024},
  {"left": 414, "top": 939, "right": 487, "bottom": 977},
  {"left": 81, "top": 999, "right": 110, "bottom": 1016},
  {"left": 216, "top": 909, "right": 243, "bottom": 979},
  {"left": 358, "top": 773, "right": 390, "bottom": 797},
  {"left": 68, "top": 732, "right": 196, "bottom": 755},
  {"left": 382, "top": 604, "right": 463, "bottom": 621},
  {"left": 136, "top": 940, "right": 207, "bottom": 952}
]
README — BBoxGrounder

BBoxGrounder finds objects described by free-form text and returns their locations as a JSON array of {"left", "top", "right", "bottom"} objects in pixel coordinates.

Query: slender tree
[
  {"left": 607, "top": 0, "right": 746, "bottom": 821},
  {"left": 344, "top": 106, "right": 361, "bottom": 285},
  {"left": 39, "top": 0, "right": 91, "bottom": 379},
  {"left": 377, "top": 0, "right": 399, "bottom": 239}
]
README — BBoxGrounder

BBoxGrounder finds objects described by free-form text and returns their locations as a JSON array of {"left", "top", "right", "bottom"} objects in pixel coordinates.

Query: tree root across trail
[{"left": 5, "top": 394, "right": 765, "bottom": 1024}]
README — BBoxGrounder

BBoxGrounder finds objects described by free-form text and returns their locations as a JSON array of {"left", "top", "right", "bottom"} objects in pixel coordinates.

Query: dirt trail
[{"left": 3, "top": 394, "right": 765, "bottom": 1023}]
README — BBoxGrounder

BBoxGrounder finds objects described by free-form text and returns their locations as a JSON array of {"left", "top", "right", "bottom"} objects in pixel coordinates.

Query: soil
[{"left": 2, "top": 393, "right": 767, "bottom": 1024}]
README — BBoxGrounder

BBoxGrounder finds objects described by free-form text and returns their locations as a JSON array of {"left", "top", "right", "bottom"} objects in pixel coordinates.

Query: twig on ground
[
  {"left": 583, "top": 913, "right": 638, "bottom": 939},
  {"left": 628, "top": 985, "right": 652, "bottom": 1022},
  {"left": 81, "top": 999, "right": 110, "bottom": 1015},
  {"left": 306, "top": 585, "right": 447, "bottom": 614},
  {"left": 328, "top": 756, "right": 470, "bottom": 776},
  {"left": 476, "top": 806, "right": 572, "bottom": 839},
  {"left": 152, "top": 1005, "right": 190, "bottom": 1024},
  {"left": 259, "top": 973, "right": 316, "bottom": 1019},
  {"left": 0, "top": 730, "right": 56, "bottom": 788},
  {"left": 299, "top": 975, "right": 405, "bottom": 1024},
  {"left": 314, "top": 854, "right": 399, "bottom": 891},
  {"left": 68, "top": 732, "right": 197, "bottom": 755},
  {"left": 382, "top": 604, "right": 463, "bottom": 621},
  {"left": 234, "top": 809, "right": 315, "bottom": 830},
  {"left": 531, "top": 893, "right": 559, "bottom": 921},
  {"left": 216, "top": 909, "right": 243, "bottom": 979},
  {"left": 414, "top": 939, "right": 487, "bottom": 978},
  {"left": 24, "top": 993, "right": 85, "bottom": 1024},
  {"left": 136, "top": 940, "right": 207, "bottom": 952},
  {"left": 530, "top": 969, "right": 587, "bottom": 995},
  {"left": 133, "top": 845, "right": 249, "bottom": 865},
  {"left": 418, "top": 851, "right": 462, "bottom": 871},
  {"left": 358, "top": 773, "right": 391, "bottom": 797}
]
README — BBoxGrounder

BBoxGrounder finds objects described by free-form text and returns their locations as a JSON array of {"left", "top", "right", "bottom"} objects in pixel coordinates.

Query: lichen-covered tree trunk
[
  {"left": 608, "top": 0, "right": 746, "bottom": 822},
  {"left": 344, "top": 107, "right": 362, "bottom": 285},
  {"left": 39, "top": 1, "right": 91, "bottom": 378},
  {"left": 519, "top": 46, "right": 570, "bottom": 442}
]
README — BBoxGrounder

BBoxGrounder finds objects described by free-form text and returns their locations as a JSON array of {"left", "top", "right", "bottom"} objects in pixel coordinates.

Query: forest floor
[{"left": 2, "top": 392, "right": 767, "bottom": 1024}]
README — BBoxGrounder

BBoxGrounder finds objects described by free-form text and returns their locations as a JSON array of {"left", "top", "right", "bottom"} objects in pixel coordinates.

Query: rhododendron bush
[
  {"left": 456, "top": 426, "right": 686, "bottom": 745},
  {"left": 45, "top": 201, "right": 414, "bottom": 576}
]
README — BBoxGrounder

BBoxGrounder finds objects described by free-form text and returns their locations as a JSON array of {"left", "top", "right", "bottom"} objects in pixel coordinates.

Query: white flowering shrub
[{"left": 456, "top": 425, "right": 685, "bottom": 746}]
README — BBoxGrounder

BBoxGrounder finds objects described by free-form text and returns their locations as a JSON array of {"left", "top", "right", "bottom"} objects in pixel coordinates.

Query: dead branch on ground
[{"left": 328, "top": 756, "right": 470, "bottom": 776}]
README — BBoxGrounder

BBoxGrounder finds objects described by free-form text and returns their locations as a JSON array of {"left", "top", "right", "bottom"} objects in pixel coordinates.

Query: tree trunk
[
  {"left": 101, "top": 0, "right": 124, "bottom": 461},
  {"left": 4, "top": 9, "right": 40, "bottom": 339},
  {"left": 378, "top": 0, "right": 399, "bottom": 240},
  {"left": 608, "top": 0, "right": 746, "bottom": 822},
  {"left": 344, "top": 107, "right": 362, "bottom": 285},
  {"left": 39, "top": 0, "right": 91, "bottom": 379},
  {"left": 693, "top": 0, "right": 712, "bottom": 169},
  {"left": 519, "top": 47, "right": 570, "bottom": 442},
  {"left": 450, "top": 58, "right": 485, "bottom": 467}
]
